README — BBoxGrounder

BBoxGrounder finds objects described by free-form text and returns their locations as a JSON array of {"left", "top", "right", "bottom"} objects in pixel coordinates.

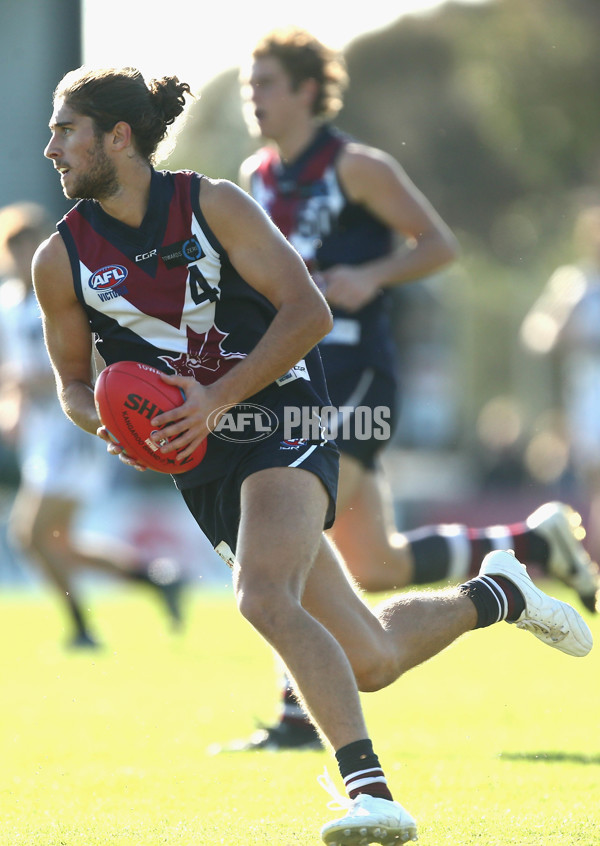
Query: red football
[{"left": 94, "top": 361, "right": 206, "bottom": 474}]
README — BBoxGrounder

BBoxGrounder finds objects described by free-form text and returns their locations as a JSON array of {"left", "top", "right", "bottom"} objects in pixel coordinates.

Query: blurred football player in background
[
  {"left": 522, "top": 203, "right": 600, "bottom": 568},
  {"left": 221, "top": 26, "right": 600, "bottom": 751},
  {"left": 0, "top": 202, "right": 185, "bottom": 647}
]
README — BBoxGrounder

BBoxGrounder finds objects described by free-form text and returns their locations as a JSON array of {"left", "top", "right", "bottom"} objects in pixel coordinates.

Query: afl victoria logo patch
[{"left": 89, "top": 264, "right": 128, "bottom": 291}]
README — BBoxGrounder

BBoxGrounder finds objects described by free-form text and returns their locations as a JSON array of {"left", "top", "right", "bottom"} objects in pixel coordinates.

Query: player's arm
[
  {"left": 32, "top": 233, "right": 100, "bottom": 435},
  {"left": 153, "top": 178, "right": 332, "bottom": 457},
  {"left": 324, "top": 144, "right": 459, "bottom": 311}
]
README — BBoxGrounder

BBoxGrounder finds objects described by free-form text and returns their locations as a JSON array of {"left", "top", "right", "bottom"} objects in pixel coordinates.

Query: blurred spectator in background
[
  {"left": 0, "top": 202, "right": 186, "bottom": 648},
  {"left": 522, "top": 204, "right": 600, "bottom": 564}
]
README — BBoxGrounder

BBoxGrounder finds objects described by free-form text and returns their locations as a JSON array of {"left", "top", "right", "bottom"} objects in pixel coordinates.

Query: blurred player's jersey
[
  {"left": 0, "top": 279, "right": 109, "bottom": 497},
  {"left": 57, "top": 169, "right": 335, "bottom": 486},
  {"left": 552, "top": 267, "right": 600, "bottom": 467},
  {"left": 247, "top": 124, "right": 397, "bottom": 381}
]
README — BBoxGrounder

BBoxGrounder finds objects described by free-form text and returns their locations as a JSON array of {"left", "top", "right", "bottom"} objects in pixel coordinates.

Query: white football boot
[
  {"left": 480, "top": 549, "right": 593, "bottom": 657},
  {"left": 319, "top": 769, "right": 418, "bottom": 845},
  {"left": 526, "top": 502, "right": 599, "bottom": 613}
]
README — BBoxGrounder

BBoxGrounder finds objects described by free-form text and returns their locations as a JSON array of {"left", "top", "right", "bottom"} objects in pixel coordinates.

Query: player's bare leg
[
  {"left": 329, "top": 454, "right": 415, "bottom": 591},
  {"left": 9, "top": 485, "right": 184, "bottom": 642},
  {"left": 8, "top": 486, "right": 97, "bottom": 646},
  {"left": 303, "top": 535, "right": 477, "bottom": 691},
  {"left": 304, "top": 536, "right": 592, "bottom": 694},
  {"left": 234, "top": 467, "right": 370, "bottom": 751}
]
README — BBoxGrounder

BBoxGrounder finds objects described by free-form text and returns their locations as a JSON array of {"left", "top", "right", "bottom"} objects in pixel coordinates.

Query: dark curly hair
[
  {"left": 53, "top": 66, "right": 192, "bottom": 163},
  {"left": 252, "top": 27, "right": 348, "bottom": 118}
]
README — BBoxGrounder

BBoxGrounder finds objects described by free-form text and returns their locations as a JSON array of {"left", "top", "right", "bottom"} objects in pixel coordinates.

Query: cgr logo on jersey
[
  {"left": 135, "top": 249, "right": 157, "bottom": 262},
  {"left": 89, "top": 265, "right": 129, "bottom": 301}
]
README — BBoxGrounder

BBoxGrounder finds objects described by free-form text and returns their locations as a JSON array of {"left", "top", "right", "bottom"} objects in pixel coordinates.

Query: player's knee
[
  {"left": 354, "top": 650, "right": 405, "bottom": 692},
  {"left": 235, "top": 579, "right": 293, "bottom": 638},
  {"left": 235, "top": 586, "right": 262, "bottom": 626}
]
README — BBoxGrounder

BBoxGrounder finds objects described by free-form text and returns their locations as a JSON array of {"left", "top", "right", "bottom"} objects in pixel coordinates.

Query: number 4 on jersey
[{"left": 189, "top": 265, "right": 219, "bottom": 305}]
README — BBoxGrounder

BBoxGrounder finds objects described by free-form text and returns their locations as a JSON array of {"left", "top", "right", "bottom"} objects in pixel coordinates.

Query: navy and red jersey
[
  {"left": 57, "top": 168, "right": 333, "bottom": 486},
  {"left": 247, "top": 124, "right": 398, "bottom": 380}
]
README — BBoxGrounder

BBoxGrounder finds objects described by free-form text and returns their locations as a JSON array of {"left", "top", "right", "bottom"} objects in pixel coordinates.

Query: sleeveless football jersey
[
  {"left": 58, "top": 169, "right": 332, "bottom": 486},
  {"left": 248, "top": 125, "right": 397, "bottom": 379}
]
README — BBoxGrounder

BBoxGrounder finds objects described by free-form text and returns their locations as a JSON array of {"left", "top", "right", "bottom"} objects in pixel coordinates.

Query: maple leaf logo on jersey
[{"left": 159, "top": 325, "right": 245, "bottom": 385}]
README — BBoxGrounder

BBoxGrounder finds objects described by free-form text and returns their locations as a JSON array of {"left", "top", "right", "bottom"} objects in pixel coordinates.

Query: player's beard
[{"left": 67, "top": 136, "right": 119, "bottom": 201}]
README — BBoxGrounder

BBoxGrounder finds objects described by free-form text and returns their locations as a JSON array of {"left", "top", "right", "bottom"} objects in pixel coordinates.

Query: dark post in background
[{"left": 0, "top": 0, "right": 82, "bottom": 221}]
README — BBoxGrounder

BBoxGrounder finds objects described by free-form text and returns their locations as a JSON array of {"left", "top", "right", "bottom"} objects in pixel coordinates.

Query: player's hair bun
[{"left": 148, "top": 76, "right": 192, "bottom": 126}]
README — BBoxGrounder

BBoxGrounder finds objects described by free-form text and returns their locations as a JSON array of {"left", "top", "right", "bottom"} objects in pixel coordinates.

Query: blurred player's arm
[
  {"left": 32, "top": 232, "right": 99, "bottom": 435},
  {"left": 324, "top": 144, "right": 459, "bottom": 311}
]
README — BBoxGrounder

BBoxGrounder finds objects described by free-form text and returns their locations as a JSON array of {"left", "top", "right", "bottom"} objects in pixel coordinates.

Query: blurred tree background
[{"left": 163, "top": 0, "right": 600, "bottom": 497}]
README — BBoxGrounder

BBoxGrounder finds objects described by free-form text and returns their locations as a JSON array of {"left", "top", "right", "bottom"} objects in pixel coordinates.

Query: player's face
[
  {"left": 245, "top": 57, "right": 308, "bottom": 141},
  {"left": 44, "top": 99, "right": 119, "bottom": 201}
]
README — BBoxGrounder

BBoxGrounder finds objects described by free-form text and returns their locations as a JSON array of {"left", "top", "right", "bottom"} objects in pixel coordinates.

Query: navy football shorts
[
  {"left": 180, "top": 435, "right": 339, "bottom": 561},
  {"left": 325, "top": 367, "right": 398, "bottom": 470}
]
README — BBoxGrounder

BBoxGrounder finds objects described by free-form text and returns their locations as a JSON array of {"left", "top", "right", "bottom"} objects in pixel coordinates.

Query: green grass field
[{"left": 0, "top": 580, "right": 598, "bottom": 846}]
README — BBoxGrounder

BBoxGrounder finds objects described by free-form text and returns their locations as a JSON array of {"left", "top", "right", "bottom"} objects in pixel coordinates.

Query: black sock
[
  {"left": 460, "top": 574, "right": 525, "bottom": 627},
  {"left": 407, "top": 529, "right": 452, "bottom": 583},
  {"left": 468, "top": 525, "right": 551, "bottom": 574},
  {"left": 335, "top": 738, "right": 393, "bottom": 801},
  {"left": 511, "top": 527, "right": 551, "bottom": 571}
]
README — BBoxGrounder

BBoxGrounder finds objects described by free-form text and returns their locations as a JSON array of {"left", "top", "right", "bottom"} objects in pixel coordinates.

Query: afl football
[{"left": 94, "top": 361, "right": 206, "bottom": 474}]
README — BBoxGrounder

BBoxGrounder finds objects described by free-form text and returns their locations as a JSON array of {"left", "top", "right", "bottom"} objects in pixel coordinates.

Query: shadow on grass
[{"left": 500, "top": 751, "right": 600, "bottom": 765}]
